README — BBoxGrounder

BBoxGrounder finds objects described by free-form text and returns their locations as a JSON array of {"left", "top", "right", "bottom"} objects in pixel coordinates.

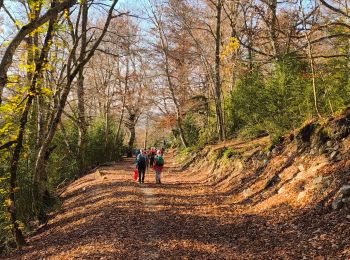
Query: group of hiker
[{"left": 135, "top": 147, "right": 165, "bottom": 184}]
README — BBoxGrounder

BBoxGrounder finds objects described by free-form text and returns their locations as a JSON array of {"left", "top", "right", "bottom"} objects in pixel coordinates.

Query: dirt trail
[{"left": 4, "top": 155, "right": 350, "bottom": 259}]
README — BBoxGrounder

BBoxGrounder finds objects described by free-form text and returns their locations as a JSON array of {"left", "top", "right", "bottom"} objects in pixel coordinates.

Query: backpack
[
  {"left": 137, "top": 155, "right": 147, "bottom": 168},
  {"left": 155, "top": 155, "right": 164, "bottom": 166}
]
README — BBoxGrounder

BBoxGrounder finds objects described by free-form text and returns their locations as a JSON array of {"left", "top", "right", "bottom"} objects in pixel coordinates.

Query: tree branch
[
  {"left": 319, "top": 0, "right": 350, "bottom": 18},
  {"left": 0, "top": 140, "right": 17, "bottom": 150},
  {"left": 0, "top": 0, "right": 78, "bottom": 106}
]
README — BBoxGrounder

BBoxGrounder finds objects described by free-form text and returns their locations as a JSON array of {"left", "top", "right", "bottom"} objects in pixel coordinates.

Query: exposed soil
[{"left": 4, "top": 153, "right": 350, "bottom": 259}]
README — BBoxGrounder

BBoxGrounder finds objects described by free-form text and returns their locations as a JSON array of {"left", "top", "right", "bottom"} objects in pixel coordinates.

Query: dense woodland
[{"left": 0, "top": 0, "right": 350, "bottom": 252}]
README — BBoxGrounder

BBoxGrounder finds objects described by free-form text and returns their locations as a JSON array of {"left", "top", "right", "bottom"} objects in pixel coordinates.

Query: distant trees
[
  {"left": 145, "top": 0, "right": 350, "bottom": 145},
  {"left": 148, "top": 3, "right": 189, "bottom": 147}
]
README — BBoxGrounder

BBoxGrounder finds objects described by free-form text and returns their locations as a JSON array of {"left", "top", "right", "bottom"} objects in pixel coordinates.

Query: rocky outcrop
[{"left": 182, "top": 109, "right": 350, "bottom": 212}]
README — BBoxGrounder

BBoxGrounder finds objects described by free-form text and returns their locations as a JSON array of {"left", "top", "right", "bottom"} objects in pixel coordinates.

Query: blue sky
[
  {"left": 0, "top": 0, "right": 151, "bottom": 41},
  {"left": 117, "top": 0, "right": 148, "bottom": 14}
]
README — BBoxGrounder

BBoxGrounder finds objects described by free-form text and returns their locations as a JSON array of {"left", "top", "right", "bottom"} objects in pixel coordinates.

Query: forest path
[
  {"left": 5, "top": 154, "right": 349, "bottom": 259},
  {"left": 6, "top": 155, "right": 237, "bottom": 259}
]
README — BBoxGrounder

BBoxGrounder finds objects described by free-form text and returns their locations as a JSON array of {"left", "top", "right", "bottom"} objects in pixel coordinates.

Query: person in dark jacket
[{"left": 136, "top": 149, "right": 147, "bottom": 183}]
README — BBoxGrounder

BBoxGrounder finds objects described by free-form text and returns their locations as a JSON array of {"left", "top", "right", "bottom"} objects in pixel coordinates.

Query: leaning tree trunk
[
  {"left": 33, "top": 0, "right": 118, "bottom": 222},
  {"left": 7, "top": 8, "right": 57, "bottom": 245},
  {"left": 77, "top": 0, "right": 88, "bottom": 173},
  {"left": 150, "top": 6, "right": 188, "bottom": 148},
  {"left": 8, "top": 101, "right": 31, "bottom": 248},
  {"left": 300, "top": 0, "right": 322, "bottom": 119},
  {"left": 155, "top": 15, "right": 188, "bottom": 147},
  {"left": 214, "top": 0, "right": 225, "bottom": 142}
]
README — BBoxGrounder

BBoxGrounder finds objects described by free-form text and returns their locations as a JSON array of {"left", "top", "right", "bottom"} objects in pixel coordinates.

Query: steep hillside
[{"left": 184, "top": 109, "right": 350, "bottom": 215}]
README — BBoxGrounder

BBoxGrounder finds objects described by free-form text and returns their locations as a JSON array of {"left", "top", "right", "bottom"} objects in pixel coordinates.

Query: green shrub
[
  {"left": 227, "top": 57, "right": 311, "bottom": 140},
  {"left": 0, "top": 116, "right": 125, "bottom": 251}
]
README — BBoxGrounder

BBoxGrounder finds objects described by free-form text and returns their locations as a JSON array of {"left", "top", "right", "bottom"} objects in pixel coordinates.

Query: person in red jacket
[
  {"left": 153, "top": 150, "right": 164, "bottom": 184},
  {"left": 149, "top": 147, "right": 156, "bottom": 169}
]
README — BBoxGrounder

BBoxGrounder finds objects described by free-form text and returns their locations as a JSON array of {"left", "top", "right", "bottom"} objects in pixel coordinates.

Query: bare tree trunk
[
  {"left": 151, "top": 7, "right": 188, "bottom": 147},
  {"left": 36, "top": 96, "right": 46, "bottom": 148},
  {"left": 77, "top": 0, "right": 88, "bottom": 173},
  {"left": 115, "top": 56, "right": 125, "bottom": 146},
  {"left": 60, "top": 122, "right": 75, "bottom": 157},
  {"left": 104, "top": 101, "right": 110, "bottom": 157},
  {"left": 164, "top": 65, "right": 188, "bottom": 147},
  {"left": 144, "top": 114, "right": 149, "bottom": 149},
  {"left": 300, "top": 0, "right": 321, "bottom": 119},
  {"left": 214, "top": 0, "right": 225, "bottom": 141},
  {"left": 162, "top": 43, "right": 187, "bottom": 145},
  {"left": 8, "top": 105, "right": 29, "bottom": 248},
  {"left": 126, "top": 113, "right": 136, "bottom": 157},
  {"left": 8, "top": 7, "right": 57, "bottom": 244},
  {"left": 268, "top": 0, "right": 278, "bottom": 58},
  {"left": 115, "top": 97, "right": 126, "bottom": 146},
  {"left": 33, "top": 0, "right": 119, "bottom": 221},
  {"left": 307, "top": 41, "right": 321, "bottom": 118}
]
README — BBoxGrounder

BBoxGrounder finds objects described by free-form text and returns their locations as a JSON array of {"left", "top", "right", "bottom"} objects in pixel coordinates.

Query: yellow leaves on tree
[
  {"left": 29, "top": 24, "right": 49, "bottom": 37},
  {"left": 28, "top": 0, "right": 45, "bottom": 12},
  {"left": 220, "top": 37, "right": 239, "bottom": 83},
  {"left": 63, "top": 9, "right": 70, "bottom": 20},
  {"left": 220, "top": 37, "right": 239, "bottom": 60},
  {"left": 18, "top": 62, "right": 36, "bottom": 74},
  {"left": 3, "top": 198, "right": 13, "bottom": 208},
  {"left": 38, "top": 87, "right": 53, "bottom": 97},
  {"left": 14, "top": 20, "right": 24, "bottom": 28}
]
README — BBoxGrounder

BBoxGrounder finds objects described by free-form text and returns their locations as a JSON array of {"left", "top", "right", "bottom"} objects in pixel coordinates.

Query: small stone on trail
[
  {"left": 332, "top": 197, "right": 344, "bottom": 210},
  {"left": 339, "top": 185, "right": 350, "bottom": 196},
  {"left": 297, "top": 191, "right": 306, "bottom": 201},
  {"left": 298, "top": 164, "right": 305, "bottom": 172},
  {"left": 318, "top": 147, "right": 325, "bottom": 155},
  {"left": 330, "top": 151, "right": 338, "bottom": 160},
  {"left": 313, "top": 176, "right": 323, "bottom": 185},
  {"left": 341, "top": 197, "right": 350, "bottom": 204},
  {"left": 326, "top": 141, "right": 332, "bottom": 147}
]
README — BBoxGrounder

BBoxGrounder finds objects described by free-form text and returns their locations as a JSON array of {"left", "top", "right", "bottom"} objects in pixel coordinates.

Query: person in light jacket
[{"left": 153, "top": 150, "right": 164, "bottom": 184}]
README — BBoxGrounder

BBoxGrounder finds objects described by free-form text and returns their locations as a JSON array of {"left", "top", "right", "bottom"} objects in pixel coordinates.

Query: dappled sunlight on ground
[{"left": 5, "top": 151, "right": 350, "bottom": 259}]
